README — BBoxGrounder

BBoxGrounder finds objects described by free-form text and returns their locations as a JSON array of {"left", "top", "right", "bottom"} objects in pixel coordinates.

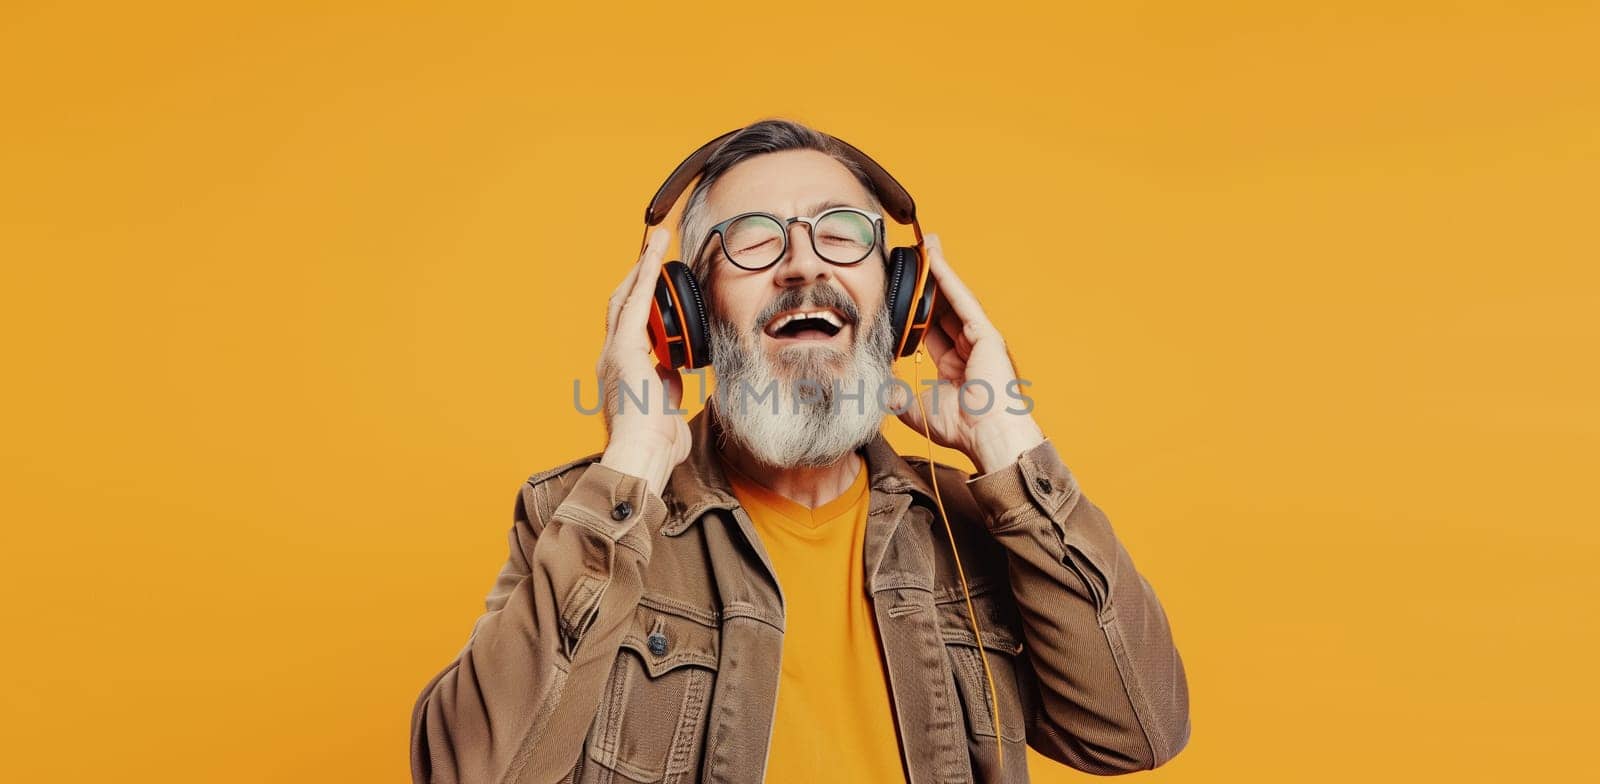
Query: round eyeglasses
[{"left": 697, "top": 207, "right": 884, "bottom": 271}]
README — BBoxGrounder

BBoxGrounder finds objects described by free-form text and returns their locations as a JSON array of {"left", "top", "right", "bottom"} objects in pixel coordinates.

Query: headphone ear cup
[
  {"left": 650, "top": 261, "right": 712, "bottom": 369},
  {"left": 886, "top": 246, "right": 937, "bottom": 357}
]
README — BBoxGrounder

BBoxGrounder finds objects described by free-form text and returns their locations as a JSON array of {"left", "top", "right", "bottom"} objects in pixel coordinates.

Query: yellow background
[{"left": 3, "top": 2, "right": 1596, "bottom": 781}]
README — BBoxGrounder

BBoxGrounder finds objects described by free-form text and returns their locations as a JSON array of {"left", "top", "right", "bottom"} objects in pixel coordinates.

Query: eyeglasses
[{"left": 696, "top": 207, "right": 885, "bottom": 271}]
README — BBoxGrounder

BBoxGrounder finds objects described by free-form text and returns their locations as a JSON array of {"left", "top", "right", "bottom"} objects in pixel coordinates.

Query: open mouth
[{"left": 763, "top": 308, "right": 848, "bottom": 341}]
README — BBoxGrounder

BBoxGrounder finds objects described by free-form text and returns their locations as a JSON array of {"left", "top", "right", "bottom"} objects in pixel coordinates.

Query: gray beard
[{"left": 709, "top": 300, "right": 895, "bottom": 470}]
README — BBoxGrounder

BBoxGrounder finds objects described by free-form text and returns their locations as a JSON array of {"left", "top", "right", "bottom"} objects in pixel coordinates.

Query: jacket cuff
[
  {"left": 550, "top": 462, "right": 667, "bottom": 557},
  {"left": 965, "top": 438, "right": 1081, "bottom": 530}
]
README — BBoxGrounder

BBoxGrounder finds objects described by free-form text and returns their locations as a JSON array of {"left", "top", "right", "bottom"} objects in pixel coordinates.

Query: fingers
[
  {"left": 922, "top": 318, "right": 956, "bottom": 362},
  {"left": 938, "top": 307, "right": 973, "bottom": 357},
  {"left": 921, "top": 321, "right": 967, "bottom": 381},
  {"left": 606, "top": 259, "right": 644, "bottom": 338},
  {"left": 606, "top": 230, "right": 663, "bottom": 337},
  {"left": 923, "top": 234, "right": 1000, "bottom": 343},
  {"left": 888, "top": 383, "right": 923, "bottom": 430},
  {"left": 616, "top": 227, "right": 670, "bottom": 342}
]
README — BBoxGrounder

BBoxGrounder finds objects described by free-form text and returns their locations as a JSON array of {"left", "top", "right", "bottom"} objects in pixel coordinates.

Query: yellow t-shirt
[{"left": 720, "top": 454, "right": 907, "bottom": 783}]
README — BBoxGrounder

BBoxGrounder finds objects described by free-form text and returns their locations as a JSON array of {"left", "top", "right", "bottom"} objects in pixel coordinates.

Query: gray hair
[{"left": 676, "top": 119, "right": 887, "bottom": 309}]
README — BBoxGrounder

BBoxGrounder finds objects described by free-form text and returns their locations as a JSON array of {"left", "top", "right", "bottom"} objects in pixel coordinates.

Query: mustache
[{"left": 750, "top": 284, "right": 861, "bottom": 332}]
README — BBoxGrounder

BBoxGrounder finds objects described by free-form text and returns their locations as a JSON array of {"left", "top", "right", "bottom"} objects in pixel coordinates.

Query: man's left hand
[{"left": 892, "top": 233, "right": 1046, "bottom": 474}]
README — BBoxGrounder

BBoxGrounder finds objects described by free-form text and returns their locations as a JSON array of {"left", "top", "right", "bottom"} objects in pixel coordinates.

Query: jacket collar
[{"left": 659, "top": 402, "right": 939, "bottom": 536}]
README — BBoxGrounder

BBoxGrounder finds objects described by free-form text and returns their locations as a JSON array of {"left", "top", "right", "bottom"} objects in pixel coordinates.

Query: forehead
[{"left": 704, "top": 148, "right": 877, "bottom": 219}]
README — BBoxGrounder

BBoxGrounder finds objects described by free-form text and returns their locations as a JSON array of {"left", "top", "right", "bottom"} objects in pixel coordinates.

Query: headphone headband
[{"left": 643, "top": 125, "right": 919, "bottom": 227}]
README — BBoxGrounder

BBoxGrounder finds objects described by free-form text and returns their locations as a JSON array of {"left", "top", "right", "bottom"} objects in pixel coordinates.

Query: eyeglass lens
[{"left": 722, "top": 210, "right": 877, "bottom": 269}]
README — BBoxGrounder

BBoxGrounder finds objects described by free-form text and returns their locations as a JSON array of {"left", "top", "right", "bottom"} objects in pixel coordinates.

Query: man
[{"left": 411, "top": 120, "right": 1190, "bottom": 783}]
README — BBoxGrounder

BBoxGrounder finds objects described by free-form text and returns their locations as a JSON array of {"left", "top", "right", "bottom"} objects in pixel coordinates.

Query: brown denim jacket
[{"left": 410, "top": 407, "right": 1190, "bottom": 783}]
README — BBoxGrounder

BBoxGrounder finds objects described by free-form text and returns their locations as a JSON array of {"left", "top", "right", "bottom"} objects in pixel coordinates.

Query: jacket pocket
[
  {"left": 578, "top": 600, "right": 721, "bottom": 784},
  {"left": 936, "top": 585, "right": 1029, "bottom": 745}
]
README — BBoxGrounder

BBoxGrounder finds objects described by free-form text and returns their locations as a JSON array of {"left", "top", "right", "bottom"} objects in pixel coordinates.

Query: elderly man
[{"left": 411, "top": 119, "right": 1190, "bottom": 783}]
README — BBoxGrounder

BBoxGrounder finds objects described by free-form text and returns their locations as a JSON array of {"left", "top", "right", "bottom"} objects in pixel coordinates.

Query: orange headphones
[
  {"left": 638, "top": 126, "right": 939, "bottom": 370},
  {"left": 637, "top": 126, "right": 1008, "bottom": 769}
]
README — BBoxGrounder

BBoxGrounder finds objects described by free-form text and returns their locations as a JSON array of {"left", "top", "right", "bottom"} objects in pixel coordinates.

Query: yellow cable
[{"left": 912, "top": 349, "right": 1005, "bottom": 770}]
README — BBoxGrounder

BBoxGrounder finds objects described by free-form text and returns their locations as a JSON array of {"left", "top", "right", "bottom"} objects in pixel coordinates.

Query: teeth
[{"left": 770, "top": 309, "right": 843, "bottom": 333}]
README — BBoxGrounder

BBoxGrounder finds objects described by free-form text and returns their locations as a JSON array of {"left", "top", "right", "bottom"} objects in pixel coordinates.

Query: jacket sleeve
[
  {"left": 409, "top": 461, "right": 666, "bottom": 784},
  {"left": 965, "top": 439, "right": 1191, "bottom": 774}
]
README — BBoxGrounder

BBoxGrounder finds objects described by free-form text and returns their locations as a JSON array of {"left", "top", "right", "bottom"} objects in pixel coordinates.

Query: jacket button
[
  {"left": 647, "top": 631, "right": 668, "bottom": 656},
  {"left": 611, "top": 501, "right": 633, "bottom": 521},
  {"left": 1034, "top": 476, "right": 1053, "bottom": 495}
]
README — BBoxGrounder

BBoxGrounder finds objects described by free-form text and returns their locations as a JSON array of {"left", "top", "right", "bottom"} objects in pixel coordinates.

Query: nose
[{"left": 771, "top": 220, "right": 831, "bottom": 288}]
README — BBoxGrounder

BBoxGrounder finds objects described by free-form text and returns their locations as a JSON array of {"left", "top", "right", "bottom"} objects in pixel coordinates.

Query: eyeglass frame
[{"left": 692, "top": 206, "right": 888, "bottom": 271}]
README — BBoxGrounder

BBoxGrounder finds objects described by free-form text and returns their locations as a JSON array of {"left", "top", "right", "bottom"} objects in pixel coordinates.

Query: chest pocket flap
[
  {"left": 934, "top": 580, "right": 1029, "bottom": 744},
  {"left": 583, "top": 598, "right": 721, "bottom": 782}
]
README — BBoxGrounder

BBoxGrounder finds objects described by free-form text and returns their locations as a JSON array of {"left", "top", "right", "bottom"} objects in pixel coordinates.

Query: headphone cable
[{"left": 912, "top": 348, "right": 1006, "bottom": 769}]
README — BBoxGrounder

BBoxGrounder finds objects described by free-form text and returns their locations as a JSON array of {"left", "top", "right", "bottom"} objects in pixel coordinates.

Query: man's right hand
[{"left": 596, "top": 227, "right": 692, "bottom": 497}]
